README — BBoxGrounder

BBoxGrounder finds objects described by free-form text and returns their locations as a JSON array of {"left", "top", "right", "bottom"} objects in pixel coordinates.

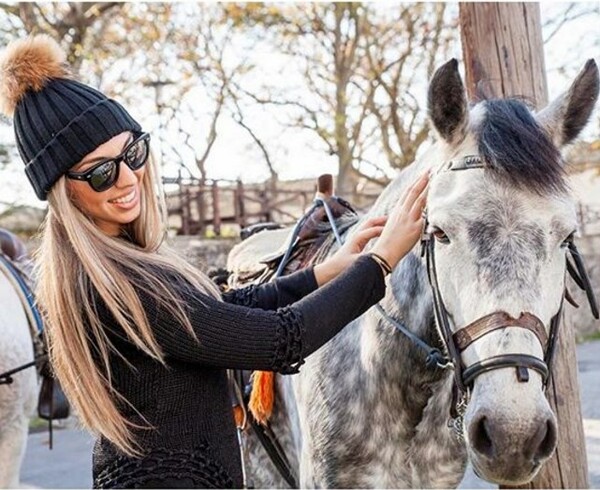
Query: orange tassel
[
  {"left": 233, "top": 405, "right": 245, "bottom": 428},
  {"left": 249, "top": 370, "right": 275, "bottom": 425}
]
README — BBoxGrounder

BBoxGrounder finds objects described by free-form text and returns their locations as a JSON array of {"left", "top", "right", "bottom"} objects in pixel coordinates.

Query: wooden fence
[
  {"left": 165, "top": 174, "right": 600, "bottom": 237},
  {"left": 164, "top": 175, "right": 381, "bottom": 236}
]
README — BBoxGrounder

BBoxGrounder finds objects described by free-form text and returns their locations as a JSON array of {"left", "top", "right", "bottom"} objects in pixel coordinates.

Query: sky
[{"left": 0, "top": 1, "right": 598, "bottom": 212}]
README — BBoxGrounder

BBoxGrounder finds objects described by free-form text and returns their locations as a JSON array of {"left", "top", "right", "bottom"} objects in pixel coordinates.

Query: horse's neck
[{"left": 317, "top": 151, "right": 447, "bottom": 393}]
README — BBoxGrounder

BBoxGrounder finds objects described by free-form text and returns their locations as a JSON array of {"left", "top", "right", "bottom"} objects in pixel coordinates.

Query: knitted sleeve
[
  {"left": 221, "top": 267, "right": 318, "bottom": 310},
  {"left": 97, "top": 255, "right": 385, "bottom": 374}
]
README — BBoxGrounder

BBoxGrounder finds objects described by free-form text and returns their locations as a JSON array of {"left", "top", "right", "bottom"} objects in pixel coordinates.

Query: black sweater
[{"left": 91, "top": 255, "right": 386, "bottom": 488}]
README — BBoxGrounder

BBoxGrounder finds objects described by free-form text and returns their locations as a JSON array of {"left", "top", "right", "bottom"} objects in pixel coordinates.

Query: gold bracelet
[{"left": 368, "top": 252, "right": 393, "bottom": 276}]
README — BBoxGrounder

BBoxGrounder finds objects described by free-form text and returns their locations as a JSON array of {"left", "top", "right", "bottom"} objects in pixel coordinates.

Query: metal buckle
[
  {"left": 436, "top": 359, "right": 455, "bottom": 370},
  {"left": 445, "top": 155, "right": 485, "bottom": 172}
]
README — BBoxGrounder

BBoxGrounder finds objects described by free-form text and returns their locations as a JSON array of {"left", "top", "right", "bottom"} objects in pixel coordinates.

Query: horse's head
[{"left": 425, "top": 59, "right": 598, "bottom": 484}]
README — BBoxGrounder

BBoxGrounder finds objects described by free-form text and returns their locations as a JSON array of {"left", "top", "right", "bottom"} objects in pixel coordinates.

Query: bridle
[
  {"left": 312, "top": 155, "right": 597, "bottom": 426},
  {"left": 420, "top": 155, "right": 599, "bottom": 401}
]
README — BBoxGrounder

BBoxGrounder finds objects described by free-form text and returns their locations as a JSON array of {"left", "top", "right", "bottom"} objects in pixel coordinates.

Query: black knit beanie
[{"left": 0, "top": 34, "right": 142, "bottom": 200}]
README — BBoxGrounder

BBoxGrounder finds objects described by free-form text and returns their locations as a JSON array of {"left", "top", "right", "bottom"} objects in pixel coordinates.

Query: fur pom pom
[{"left": 0, "top": 34, "right": 71, "bottom": 117}]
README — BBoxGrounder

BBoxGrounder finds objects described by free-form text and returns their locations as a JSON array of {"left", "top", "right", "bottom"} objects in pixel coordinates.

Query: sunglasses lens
[
  {"left": 90, "top": 161, "right": 117, "bottom": 191},
  {"left": 125, "top": 138, "right": 149, "bottom": 170}
]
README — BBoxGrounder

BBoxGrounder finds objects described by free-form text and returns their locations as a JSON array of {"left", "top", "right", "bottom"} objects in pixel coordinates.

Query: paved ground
[
  {"left": 20, "top": 429, "right": 93, "bottom": 489},
  {"left": 19, "top": 340, "right": 600, "bottom": 489}
]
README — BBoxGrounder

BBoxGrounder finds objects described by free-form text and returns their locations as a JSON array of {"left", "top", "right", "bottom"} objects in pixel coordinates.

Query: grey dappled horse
[{"left": 227, "top": 59, "right": 599, "bottom": 487}]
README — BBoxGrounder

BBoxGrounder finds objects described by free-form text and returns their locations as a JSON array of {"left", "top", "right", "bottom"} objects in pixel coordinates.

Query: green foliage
[{"left": 581, "top": 330, "right": 600, "bottom": 343}]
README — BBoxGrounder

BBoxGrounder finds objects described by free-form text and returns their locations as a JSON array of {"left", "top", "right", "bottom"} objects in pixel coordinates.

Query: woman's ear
[{"left": 535, "top": 59, "right": 599, "bottom": 148}]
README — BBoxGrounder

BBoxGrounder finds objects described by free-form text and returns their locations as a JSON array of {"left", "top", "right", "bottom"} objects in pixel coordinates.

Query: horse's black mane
[{"left": 478, "top": 99, "right": 567, "bottom": 195}]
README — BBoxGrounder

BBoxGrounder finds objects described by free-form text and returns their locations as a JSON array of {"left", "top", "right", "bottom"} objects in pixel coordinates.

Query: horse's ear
[
  {"left": 536, "top": 59, "right": 599, "bottom": 148},
  {"left": 428, "top": 59, "right": 468, "bottom": 145}
]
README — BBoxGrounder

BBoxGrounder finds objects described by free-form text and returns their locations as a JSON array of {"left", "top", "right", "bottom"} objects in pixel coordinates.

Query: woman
[{"left": 0, "top": 35, "right": 428, "bottom": 488}]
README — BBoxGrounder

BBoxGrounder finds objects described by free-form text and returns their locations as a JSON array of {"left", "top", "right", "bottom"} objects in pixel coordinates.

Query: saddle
[{"left": 229, "top": 175, "right": 357, "bottom": 287}]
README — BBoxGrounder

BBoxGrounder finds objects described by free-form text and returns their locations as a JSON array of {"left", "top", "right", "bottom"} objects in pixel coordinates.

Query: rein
[{"left": 314, "top": 206, "right": 451, "bottom": 370}]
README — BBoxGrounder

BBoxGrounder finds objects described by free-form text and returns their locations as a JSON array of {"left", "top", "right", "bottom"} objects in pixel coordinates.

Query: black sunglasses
[{"left": 66, "top": 132, "right": 150, "bottom": 192}]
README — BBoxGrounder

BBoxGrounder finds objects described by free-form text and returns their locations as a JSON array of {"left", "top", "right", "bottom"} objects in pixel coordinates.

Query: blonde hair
[{"left": 33, "top": 151, "right": 221, "bottom": 457}]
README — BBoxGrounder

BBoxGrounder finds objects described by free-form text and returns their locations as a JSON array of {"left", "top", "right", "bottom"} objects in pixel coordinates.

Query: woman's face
[{"left": 66, "top": 131, "right": 146, "bottom": 236}]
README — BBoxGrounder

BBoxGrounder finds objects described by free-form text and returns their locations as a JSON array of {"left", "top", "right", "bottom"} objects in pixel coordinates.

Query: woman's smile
[{"left": 108, "top": 187, "right": 139, "bottom": 210}]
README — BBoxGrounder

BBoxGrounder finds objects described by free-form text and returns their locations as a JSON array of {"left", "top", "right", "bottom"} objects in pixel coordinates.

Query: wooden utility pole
[{"left": 459, "top": 3, "right": 588, "bottom": 488}]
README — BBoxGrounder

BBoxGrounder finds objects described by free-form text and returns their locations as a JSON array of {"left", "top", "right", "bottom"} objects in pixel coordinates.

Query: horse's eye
[
  {"left": 561, "top": 231, "right": 575, "bottom": 248},
  {"left": 432, "top": 227, "right": 450, "bottom": 244}
]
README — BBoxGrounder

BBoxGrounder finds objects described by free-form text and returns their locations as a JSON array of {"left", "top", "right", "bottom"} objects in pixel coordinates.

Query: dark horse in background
[{"left": 227, "top": 59, "right": 599, "bottom": 487}]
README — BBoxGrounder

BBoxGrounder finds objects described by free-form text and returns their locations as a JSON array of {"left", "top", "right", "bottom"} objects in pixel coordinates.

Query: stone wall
[{"left": 169, "top": 236, "right": 239, "bottom": 272}]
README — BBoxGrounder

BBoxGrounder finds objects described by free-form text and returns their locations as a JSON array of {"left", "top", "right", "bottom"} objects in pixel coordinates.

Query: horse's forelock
[{"left": 476, "top": 99, "right": 568, "bottom": 196}]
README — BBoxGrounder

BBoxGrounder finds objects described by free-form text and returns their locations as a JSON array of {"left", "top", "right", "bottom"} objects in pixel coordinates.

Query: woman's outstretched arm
[
  {"left": 98, "top": 254, "right": 384, "bottom": 373},
  {"left": 220, "top": 267, "right": 319, "bottom": 310}
]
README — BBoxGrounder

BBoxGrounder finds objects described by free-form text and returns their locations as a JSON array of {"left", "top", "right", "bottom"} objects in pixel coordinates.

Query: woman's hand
[
  {"left": 312, "top": 171, "right": 428, "bottom": 286},
  {"left": 371, "top": 171, "right": 429, "bottom": 269},
  {"left": 313, "top": 215, "right": 387, "bottom": 287}
]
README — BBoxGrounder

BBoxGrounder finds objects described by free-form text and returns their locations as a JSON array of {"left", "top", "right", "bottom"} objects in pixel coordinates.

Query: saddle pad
[{"left": 227, "top": 226, "right": 294, "bottom": 282}]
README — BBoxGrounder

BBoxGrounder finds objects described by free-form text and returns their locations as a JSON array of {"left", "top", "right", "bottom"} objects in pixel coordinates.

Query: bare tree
[
  {"left": 90, "top": 3, "right": 275, "bottom": 184},
  {"left": 363, "top": 4, "right": 454, "bottom": 174},
  {"left": 0, "top": 2, "right": 123, "bottom": 73},
  {"left": 222, "top": 2, "right": 457, "bottom": 195},
  {"left": 542, "top": 2, "right": 599, "bottom": 44}
]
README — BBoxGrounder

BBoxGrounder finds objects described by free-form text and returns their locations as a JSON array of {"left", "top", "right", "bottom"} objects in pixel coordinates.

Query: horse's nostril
[
  {"left": 526, "top": 418, "right": 558, "bottom": 462},
  {"left": 470, "top": 415, "right": 495, "bottom": 459}
]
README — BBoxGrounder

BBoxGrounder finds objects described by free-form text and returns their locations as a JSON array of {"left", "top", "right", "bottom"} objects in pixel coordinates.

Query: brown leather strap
[{"left": 453, "top": 311, "right": 548, "bottom": 352}]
